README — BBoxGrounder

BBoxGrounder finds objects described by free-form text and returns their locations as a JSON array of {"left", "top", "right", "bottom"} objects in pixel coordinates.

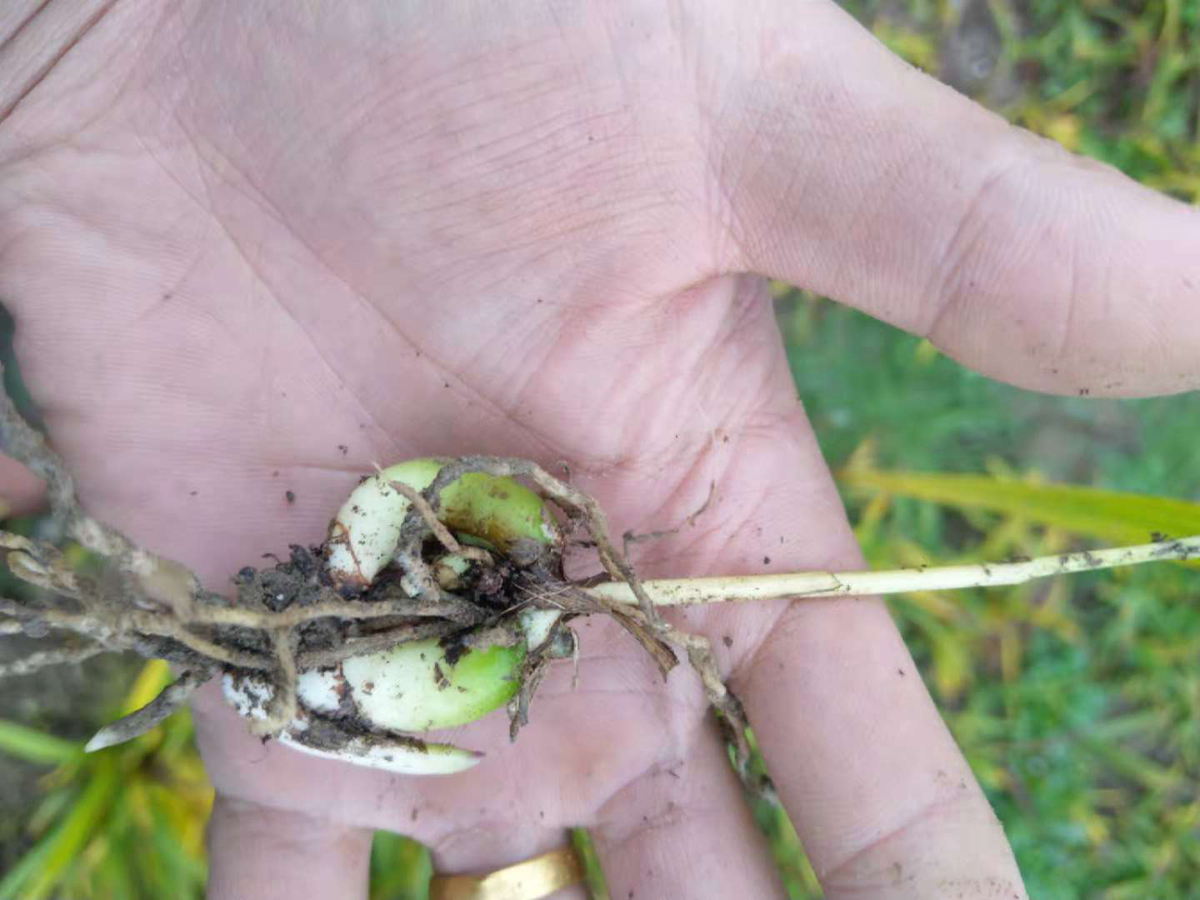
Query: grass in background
[
  {"left": 0, "top": 661, "right": 210, "bottom": 900},
  {"left": 851, "top": 0, "right": 1200, "bottom": 205},
  {"left": 0, "top": 1, "right": 1196, "bottom": 896}
]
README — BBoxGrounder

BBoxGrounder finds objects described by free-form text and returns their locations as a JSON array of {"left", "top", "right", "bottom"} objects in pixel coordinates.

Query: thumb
[{"left": 713, "top": 0, "right": 1199, "bottom": 397}]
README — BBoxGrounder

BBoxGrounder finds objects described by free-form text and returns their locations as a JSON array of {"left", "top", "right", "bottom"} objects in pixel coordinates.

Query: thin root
[
  {"left": 385, "top": 478, "right": 490, "bottom": 564},
  {"left": 424, "top": 456, "right": 666, "bottom": 641},
  {"left": 296, "top": 619, "right": 466, "bottom": 668},
  {"left": 85, "top": 668, "right": 211, "bottom": 751},
  {"left": 0, "top": 643, "right": 106, "bottom": 678},
  {"left": 622, "top": 479, "right": 715, "bottom": 558},
  {"left": 251, "top": 629, "right": 298, "bottom": 738}
]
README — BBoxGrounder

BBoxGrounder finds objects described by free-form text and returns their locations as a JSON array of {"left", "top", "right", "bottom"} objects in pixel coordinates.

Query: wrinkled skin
[{"left": 2, "top": 2, "right": 1197, "bottom": 898}]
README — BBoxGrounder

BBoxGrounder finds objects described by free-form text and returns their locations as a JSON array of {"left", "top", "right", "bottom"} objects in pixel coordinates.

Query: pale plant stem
[{"left": 584, "top": 535, "right": 1200, "bottom": 607}]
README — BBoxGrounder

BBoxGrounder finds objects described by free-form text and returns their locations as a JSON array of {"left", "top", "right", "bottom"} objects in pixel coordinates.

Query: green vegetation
[
  {"left": 853, "top": 0, "right": 1200, "bottom": 203},
  {"left": 1, "top": 1, "right": 1196, "bottom": 896},
  {"left": 0, "top": 662, "right": 210, "bottom": 900}
]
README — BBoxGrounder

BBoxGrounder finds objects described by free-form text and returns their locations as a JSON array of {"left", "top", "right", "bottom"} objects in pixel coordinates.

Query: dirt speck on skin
[{"left": 937, "top": 877, "right": 1025, "bottom": 899}]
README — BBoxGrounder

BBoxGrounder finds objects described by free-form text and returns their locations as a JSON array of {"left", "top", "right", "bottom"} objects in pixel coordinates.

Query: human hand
[{"left": 2, "top": 2, "right": 1196, "bottom": 898}]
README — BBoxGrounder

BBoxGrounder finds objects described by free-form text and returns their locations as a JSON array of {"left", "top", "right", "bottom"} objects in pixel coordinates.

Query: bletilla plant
[{"left": 0, "top": 379, "right": 1195, "bottom": 775}]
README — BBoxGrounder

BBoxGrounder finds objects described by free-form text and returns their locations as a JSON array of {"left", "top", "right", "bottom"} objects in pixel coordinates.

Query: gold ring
[{"left": 429, "top": 846, "right": 585, "bottom": 900}]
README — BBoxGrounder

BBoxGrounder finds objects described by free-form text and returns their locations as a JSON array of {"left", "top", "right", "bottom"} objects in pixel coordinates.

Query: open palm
[{"left": 2, "top": 2, "right": 1196, "bottom": 898}]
